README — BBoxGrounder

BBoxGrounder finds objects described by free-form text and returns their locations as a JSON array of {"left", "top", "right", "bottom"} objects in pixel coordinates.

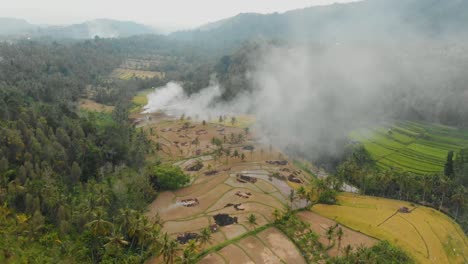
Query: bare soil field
[
  {"left": 256, "top": 228, "right": 307, "bottom": 264},
  {"left": 163, "top": 216, "right": 210, "bottom": 234},
  {"left": 218, "top": 244, "right": 253, "bottom": 263},
  {"left": 236, "top": 235, "right": 281, "bottom": 263},
  {"left": 142, "top": 116, "right": 312, "bottom": 263},
  {"left": 198, "top": 252, "right": 226, "bottom": 264}
]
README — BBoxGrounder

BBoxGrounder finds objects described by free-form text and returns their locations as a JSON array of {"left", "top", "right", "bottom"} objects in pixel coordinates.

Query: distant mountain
[
  {"left": 41, "top": 19, "right": 158, "bottom": 39},
  {"left": 170, "top": 0, "right": 468, "bottom": 46},
  {"left": 0, "top": 18, "right": 35, "bottom": 35},
  {"left": 0, "top": 18, "right": 158, "bottom": 39}
]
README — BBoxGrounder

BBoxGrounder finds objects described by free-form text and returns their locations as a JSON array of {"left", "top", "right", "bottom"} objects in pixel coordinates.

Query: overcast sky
[{"left": 2, "top": 0, "right": 358, "bottom": 31}]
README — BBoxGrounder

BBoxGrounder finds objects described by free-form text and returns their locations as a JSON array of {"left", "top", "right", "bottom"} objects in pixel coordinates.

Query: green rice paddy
[{"left": 350, "top": 121, "right": 468, "bottom": 174}]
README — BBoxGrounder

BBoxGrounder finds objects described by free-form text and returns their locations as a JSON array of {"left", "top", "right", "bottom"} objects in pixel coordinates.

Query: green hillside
[{"left": 350, "top": 121, "right": 468, "bottom": 174}]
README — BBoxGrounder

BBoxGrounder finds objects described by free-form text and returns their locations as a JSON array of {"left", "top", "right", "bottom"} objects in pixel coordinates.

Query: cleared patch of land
[
  {"left": 110, "top": 68, "right": 164, "bottom": 80},
  {"left": 350, "top": 121, "right": 468, "bottom": 174},
  {"left": 312, "top": 193, "right": 468, "bottom": 264},
  {"left": 78, "top": 99, "right": 114, "bottom": 113}
]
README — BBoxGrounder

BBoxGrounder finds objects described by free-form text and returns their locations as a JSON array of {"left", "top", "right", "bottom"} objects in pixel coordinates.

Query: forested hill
[
  {"left": 0, "top": 18, "right": 158, "bottom": 39},
  {"left": 171, "top": 0, "right": 468, "bottom": 49},
  {"left": 0, "top": 39, "right": 163, "bottom": 262}
]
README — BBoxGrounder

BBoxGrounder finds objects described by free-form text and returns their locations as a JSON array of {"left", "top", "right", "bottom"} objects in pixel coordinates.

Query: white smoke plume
[
  {"left": 143, "top": 80, "right": 250, "bottom": 120},
  {"left": 144, "top": 40, "right": 466, "bottom": 165}
]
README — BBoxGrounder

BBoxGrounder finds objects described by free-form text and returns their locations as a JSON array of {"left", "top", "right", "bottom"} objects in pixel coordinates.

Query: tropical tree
[
  {"left": 272, "top": 209, "right": 282, "bottom": 223},
  {"left": 86, "top": 208, "right": 113, "bottom": 236},
  {"left": 160, "top": 233, "right": 180, "bottom": 264},
  {"left": 177, "top": 240, "right": 197, "bottom": 264},
  {"left": 225, "top": 148, "right": 231, "bottom": 164},
  {"left": 451, "top": 186, "right": 466, "bottom": 219},
  {"left": 247, "top": 214, "right": 257, "bottom": 229},
  {"left": 105, "top": 229, "right": 129, "bottom": 255},
  {"left": 344, "top": 244, "right": 353, "bottom": 257},
  {"left": 326, "top": 225, "right": 335, "bottom": 247},
  {"left": 336, "top": 227, "right": 344, "bottom": 252},
  {"left": 231, "top": 116, "right": 236, "bottom": 125},
  {"left": 198, "top": 227, "right": 212, "bottom": 248}
]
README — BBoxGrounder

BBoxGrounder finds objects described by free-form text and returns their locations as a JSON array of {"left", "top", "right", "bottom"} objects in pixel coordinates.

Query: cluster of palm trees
[
  {"left": 296, "top": 178, "right": 336, "bottom": 208},
  {"left": 325, "top": 224, "right": 344, "bottom": 252},
  {"left": 84, "top": 205, "right": 215, "bottom": 263},
  {"left": 211, "top": 136, "right": 250, "bottom": 165},
  {"left": 163, "top": 226, "right": 213, "bottom": 264}
]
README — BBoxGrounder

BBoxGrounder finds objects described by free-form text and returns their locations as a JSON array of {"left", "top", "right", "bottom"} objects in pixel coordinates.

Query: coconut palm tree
[
  {"left": 177, "top": 240, "right": 197, "bottom": 264},
  {"left": 105, "top": 230, "right": 129, "bottom": 251},
  {"left": 86, "top": 208, "right": 113, "bottom": 236},
  {"left": 326, "top": 225, "right": 335, "bottom": 247},
  {"left": 297, "top": 186, "right": 307, "bottom": 200},
  {"left": 437, "top": 175, "right": 450, "bottom": 211},
  {"left": 247, "top": 214, "right": 257, "bottom": 230},
  {"left": 225, "top": 149, "right": 231, "bottom": 164},
  {"left": 96, "top": 186, "right": 110, "bottom": 207},
  {"left": 451, "top": 186, "right": 466, "bottom": 219},
  {"left": 272, "top": 209, "right": 282, "bottom": 223},
  {"left": 118, "top": 208, "right": 136, "bottom": 238},
  {"left": 336, "top": 227, "right": 344, "bottom": 252},
  {"left": 344, "top": 244, "right": 353, "bottom": 257},
  {"left": 160, "top": 233, "right": 180, "bottom": 264},
  {"left": 198, "top": 227, "right": 212, "bottom": 248}
]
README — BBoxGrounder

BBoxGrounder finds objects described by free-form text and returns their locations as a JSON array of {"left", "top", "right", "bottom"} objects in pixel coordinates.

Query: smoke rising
[
  {"left": 143, "top": 80, "right": 251, "bottom": 119},
  {"left": 144, "top": 39, "right": 468, "bottom": 163}
]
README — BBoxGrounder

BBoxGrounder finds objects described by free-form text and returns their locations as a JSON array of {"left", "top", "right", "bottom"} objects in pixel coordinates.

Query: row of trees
[
  {"left": 273, "top": 208, "right": 412, "bottom": 263},
  {"left": 337, "top": 145, "right": 468, "bottom": 233}
]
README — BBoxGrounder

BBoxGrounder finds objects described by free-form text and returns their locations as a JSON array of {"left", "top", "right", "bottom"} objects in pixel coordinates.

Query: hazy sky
[{"left": 2, "top": 0, "right": 358, "bottom": 31}]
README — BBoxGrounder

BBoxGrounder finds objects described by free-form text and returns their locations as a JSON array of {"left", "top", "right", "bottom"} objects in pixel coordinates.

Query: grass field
[
  {"left": 110, "top": 68, "right": 164, "bottom": 80},
  {"left": 131, "top": 88, "right": 154, "bottom": 113},
  {"left": 350, "top": 121, "right": 468, "bottom": 174},
  {"left": 312, "top": 193, "right": 468, "bottom": 264}
]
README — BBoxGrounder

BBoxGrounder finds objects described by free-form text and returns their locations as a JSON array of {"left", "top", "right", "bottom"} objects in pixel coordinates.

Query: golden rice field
[{"left": 312, "top": 193, "right": 468, "bottom": 264}]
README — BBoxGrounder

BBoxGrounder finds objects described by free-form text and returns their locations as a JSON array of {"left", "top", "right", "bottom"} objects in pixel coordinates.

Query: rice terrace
[
  {"left": 350, "top": 121, "right": 468, "bottom": 174},
  {"left": 1, "top": 0, "right": 468, "bottom": 263},
  {"left": 133, "top": 90, "right": 468, "bottom": 264}
]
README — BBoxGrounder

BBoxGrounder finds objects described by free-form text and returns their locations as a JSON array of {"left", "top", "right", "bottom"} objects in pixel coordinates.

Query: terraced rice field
[
  {"left": 313, "top": 193, "right": 468, "bottom": 264},
  {"left": 198, "top": 227, "right": 306, "bottom": 264},
  {"left": 144, "top": 120, "right": 309, "bottom": 255},
  {"left": 350, "top": 121, "right": 468, "bottom": 174}
]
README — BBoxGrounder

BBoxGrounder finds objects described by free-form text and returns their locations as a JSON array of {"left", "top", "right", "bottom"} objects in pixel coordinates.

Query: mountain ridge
[{"left": 0, "top": 17, "right": 158, "bottom": 39}]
